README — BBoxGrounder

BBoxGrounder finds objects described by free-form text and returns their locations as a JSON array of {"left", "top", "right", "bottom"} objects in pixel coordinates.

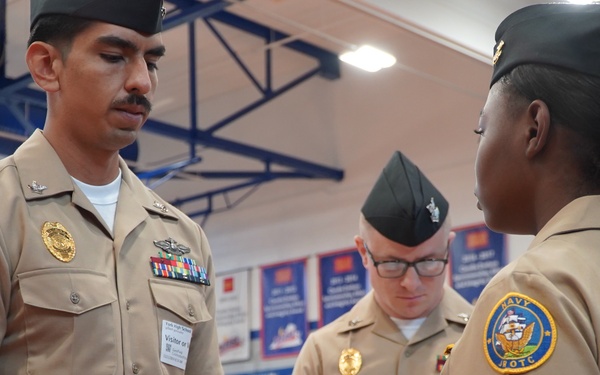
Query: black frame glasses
[{"left": 364, "top": 242, "right": 448, "bottom": 278}]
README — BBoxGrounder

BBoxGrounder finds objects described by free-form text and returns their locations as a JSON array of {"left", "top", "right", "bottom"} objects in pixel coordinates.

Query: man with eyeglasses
[{"left": 292, "top": 151, "right": 473, "bottom": 375}]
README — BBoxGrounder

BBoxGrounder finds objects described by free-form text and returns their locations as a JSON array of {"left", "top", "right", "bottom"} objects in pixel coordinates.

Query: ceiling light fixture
[
  {"left": 229, "top": 0, "right": 396, "bottom": 73},
  {"left": 339, "top": 45, "right": 397, "bottom": 72}
]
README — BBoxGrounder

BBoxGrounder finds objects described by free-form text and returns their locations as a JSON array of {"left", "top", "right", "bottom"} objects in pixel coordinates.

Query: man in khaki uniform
[
  {"left": 293, "top": 151, "right": 472, "bottom": 375},
  {"left": 442, "top": 4, "right": 600, "bottom": 374},
  {"left": 0, "top": 0, "right": 224, "bottom": 374}
]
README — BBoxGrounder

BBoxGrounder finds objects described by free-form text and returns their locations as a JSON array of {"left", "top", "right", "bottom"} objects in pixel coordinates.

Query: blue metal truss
[{"left": 0, "top": 0, "right": 343, "bottom": 219}]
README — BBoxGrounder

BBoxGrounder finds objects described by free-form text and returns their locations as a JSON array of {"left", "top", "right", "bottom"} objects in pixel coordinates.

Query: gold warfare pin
[
  {"left": 42, "top": 222, "right": 76, "bottom": 262},
  {"left": 339, "top": 348, "right": 362, "bottom": 375},
  {"left": 493, "top": 40, "right": 504, "bottom": 65}
]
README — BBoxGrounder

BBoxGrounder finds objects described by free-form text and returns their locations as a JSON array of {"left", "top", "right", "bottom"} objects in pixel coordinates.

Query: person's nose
[
  {"left": 399, "top": 265, "right": 421, "bottom": 291},
  {"left": 125, "top": 58, "right": 152, "bottom": 95}
]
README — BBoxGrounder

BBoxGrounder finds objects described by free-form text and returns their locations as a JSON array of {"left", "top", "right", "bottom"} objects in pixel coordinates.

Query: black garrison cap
[
  {"left": 361, "top": 151, "right": 449, "bottom": 247},
  {"left": 491, "top": 3, "right": 600, "bottom": 87},
  {"left": 30, "top": 0, "right": 166, "bottom": 34}
]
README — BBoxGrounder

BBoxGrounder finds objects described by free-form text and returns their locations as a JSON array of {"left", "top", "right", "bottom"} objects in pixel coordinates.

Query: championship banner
[
  {"left": 449, "top": 223, "right": 506, "bottom": 304},
  {"left": 260, "top": 258, "right": 307, "bottom": 359},
  {"left": 318, "top": 248, "right": 368, "bottom": 327},
  {"left": 215, "top": 269, "right": 251, "bottom": 363}
]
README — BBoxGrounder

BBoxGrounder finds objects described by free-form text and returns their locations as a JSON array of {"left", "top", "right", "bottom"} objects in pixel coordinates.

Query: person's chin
[
  {"left": 396, "top": 300, "right": 426, "bottom": 316},
  {"left": 110, "top": 129, "right": 139, "bottom": 149}
]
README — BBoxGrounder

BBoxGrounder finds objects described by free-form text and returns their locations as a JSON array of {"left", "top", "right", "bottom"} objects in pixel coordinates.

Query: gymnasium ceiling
[{"left": 1, "top": 0, "right": 543, "bottom": 221}]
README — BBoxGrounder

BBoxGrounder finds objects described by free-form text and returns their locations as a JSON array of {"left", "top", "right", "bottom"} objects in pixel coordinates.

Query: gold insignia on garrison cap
[
  {"left": 42, "top": 222, "right": 76, "bottom": 262},
  {"left": 493, "top": 40, "right": 504, "bottom": 65}
]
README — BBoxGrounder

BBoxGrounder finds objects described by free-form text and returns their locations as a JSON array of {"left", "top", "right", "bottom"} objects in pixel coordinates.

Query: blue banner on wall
[
  {"left": 260, "top": 258, "right": 307, "bottom": 359},
  {"left": 450, "top": 223, "right": 506, "bottom": 304},
  {"left": 318, "top": 248, "right": 368, "bottom": 327}
]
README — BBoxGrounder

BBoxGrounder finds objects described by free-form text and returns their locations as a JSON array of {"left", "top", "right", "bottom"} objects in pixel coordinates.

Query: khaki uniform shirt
[
  {"left": 292, "top": 286, "right": 472, "bottom": 375},
  {"left": 442, "top": 195, "right": 600, "bottom": 374},
  {"left": 0, "top": 130, "right": 224, "bottom": 375}
]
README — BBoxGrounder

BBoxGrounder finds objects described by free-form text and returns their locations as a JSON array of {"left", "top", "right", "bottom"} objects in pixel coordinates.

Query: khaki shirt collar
[
  {"left": 411, "top": 285, "right": 471, "bottom": 344},
  {"left": 337, "top": 290, "right": 406, "bottom": 344},
  {"left": 13, "top": 129, "right": 178, "bottom": 220},
  {"left": 337, "top": 285, "right": 471, "bottom": 345},
  {"left": 530, "top": 195, "right": 600, "bottom": 249},
  {"left": 14, "top": 129, "right": 74, "bottom": 201}
]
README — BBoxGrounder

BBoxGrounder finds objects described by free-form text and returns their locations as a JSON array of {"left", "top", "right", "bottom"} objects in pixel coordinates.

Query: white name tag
[{"left": 160, "top": 320, "right": 193, "bottom": 370}]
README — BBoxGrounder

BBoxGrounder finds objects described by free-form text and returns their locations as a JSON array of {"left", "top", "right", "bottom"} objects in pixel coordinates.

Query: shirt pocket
[
  {"left": 150, "top": 279, "right": 212, "bottom": 325},
  {"left": 149, "top": 279, "right": 212, "bottom": 374},
  {"left": 19, "top": 268, "right": 118, "bottom": 375}
]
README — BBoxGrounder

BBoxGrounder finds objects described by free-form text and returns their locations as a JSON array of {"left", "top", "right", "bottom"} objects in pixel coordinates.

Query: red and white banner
[{"left": 215, "top": 269, "right": 251, "bottom": 363}]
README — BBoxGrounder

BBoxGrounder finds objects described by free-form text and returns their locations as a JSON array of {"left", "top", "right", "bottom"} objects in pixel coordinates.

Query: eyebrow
[
  {"left": 96, "top": 35, "right": 166, "bottom": 57},
  {"left": 364, "top": 242, "right": 447, "bottom": 261},
  {"left": 390, "top": 248, "right": 449, "bottom": 261}
]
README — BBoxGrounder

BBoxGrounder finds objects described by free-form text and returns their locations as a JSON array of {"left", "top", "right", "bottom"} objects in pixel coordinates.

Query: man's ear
[
  {"left": 25, "top": 41, "right": 62, "bottom": 93},
  {"left": 525, "top": 99, "right": 551, "bottom": 159},
  {"left": 354, "top": 235, "right": 369, "bottom": 268},
  {"left": 447, "top": 230, "right": 456, "bottom": 249}
]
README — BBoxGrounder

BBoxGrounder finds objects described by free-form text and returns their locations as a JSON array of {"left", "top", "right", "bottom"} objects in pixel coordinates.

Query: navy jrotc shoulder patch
[{"left": 484, "top": 292, "right": 557, "bottom": 374}]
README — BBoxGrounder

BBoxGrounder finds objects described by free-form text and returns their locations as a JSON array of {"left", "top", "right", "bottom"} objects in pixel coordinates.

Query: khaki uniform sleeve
[
  {"left": 0, "top": 226, "right": 8, "bottom": 343},
  {"left": 292, "top": 333, "right": 323, "bottom": 375},
  {"left": 442, "top": 269, "right": 598, "bottom": 374}
]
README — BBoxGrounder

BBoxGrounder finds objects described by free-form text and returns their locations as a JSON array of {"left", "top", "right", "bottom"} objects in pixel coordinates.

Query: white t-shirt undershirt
[
  {"left": 390, "top": 316, "right": 427, "bottom": 341},
  {"left": 72, "top": 170, "right": 122, "bottom": 232}
]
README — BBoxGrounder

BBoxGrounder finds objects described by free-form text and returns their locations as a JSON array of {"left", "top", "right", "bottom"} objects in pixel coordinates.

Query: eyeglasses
[{"left": 364, "top": 242, "right": 448, "bottom": 278}]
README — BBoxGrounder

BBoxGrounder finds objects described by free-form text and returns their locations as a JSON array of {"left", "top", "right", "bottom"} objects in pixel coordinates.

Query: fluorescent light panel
[{"left": 339, "top": 45, "right": 397, "bottom": 72}]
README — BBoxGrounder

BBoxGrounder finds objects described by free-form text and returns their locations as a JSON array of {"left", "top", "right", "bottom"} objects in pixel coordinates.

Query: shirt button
[
  {"left": 188, "top": 304, "right": 195, "bottom": 317},
  {"left": 405, "top": 348, "right": 413, "bottom": 357},
  {"left": 126, "top": 300, "right": 131, "bottom": 310},
  {"left": 70, "top": 292, "right": 80, "bottom": 304},
  {"left": 132, "top": 363, "right": 140, "bottom": 374}
]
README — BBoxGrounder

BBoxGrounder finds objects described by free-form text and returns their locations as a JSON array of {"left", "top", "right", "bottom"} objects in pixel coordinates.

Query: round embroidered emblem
[{"left": 484, "top": 292, "right": 556, "bottom": 374}]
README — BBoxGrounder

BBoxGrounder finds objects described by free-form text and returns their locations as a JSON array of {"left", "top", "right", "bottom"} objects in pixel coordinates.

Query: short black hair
[
  {"left": 28, "top": 14, "right": 94, "bottom": 56},
  {"left": 499, "top": 64, "right": 600, "bottom": 190}
]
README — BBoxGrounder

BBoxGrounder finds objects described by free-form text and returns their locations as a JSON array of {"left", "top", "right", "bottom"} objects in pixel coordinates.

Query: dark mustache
[{"left": 112, "top": 94, "right": 152, "bottom": 114}]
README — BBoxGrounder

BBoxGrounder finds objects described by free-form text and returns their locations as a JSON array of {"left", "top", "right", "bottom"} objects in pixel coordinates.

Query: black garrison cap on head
[
  {"left": 361, "top": 151, "right": 449, "bottom": 247},
  {"left": 30, "top": 0, "right": 165, "bottom": 34},
  {"left": 491, "top": 3, "right": 600, "bottom": 87}
]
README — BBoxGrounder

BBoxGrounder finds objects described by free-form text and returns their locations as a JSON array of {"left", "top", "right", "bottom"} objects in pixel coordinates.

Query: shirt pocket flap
[
  {"left": 149, "top": 279, "right": 211, "bottom": 325},
  {"left": 19, "top": 269, "right": 116, "bottom": 315}
]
